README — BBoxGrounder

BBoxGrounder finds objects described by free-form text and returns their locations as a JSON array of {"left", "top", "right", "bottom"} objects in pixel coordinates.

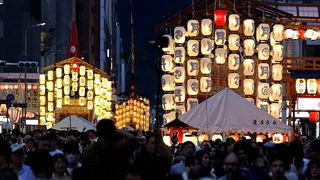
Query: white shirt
[{"left": 18, "top": 164, "right": 35, "bottom": 180}]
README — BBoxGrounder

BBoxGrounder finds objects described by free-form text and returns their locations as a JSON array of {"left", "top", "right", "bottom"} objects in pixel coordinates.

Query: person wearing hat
[{"left": 10, "top": 143, "right": 35, "bottom": 180}]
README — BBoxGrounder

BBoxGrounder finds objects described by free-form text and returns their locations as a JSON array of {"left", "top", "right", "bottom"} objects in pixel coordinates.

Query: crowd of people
[{"left": 0, "top": 119, "right": 320, "bottom": 180}]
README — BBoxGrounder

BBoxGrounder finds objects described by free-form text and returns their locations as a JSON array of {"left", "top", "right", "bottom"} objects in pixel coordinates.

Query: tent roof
[
  {"left": 51, "top": 115, "right": 96, "bottom": 132},
  {"left": 180, "top": 88, "right": 292, "bottom": 134}
]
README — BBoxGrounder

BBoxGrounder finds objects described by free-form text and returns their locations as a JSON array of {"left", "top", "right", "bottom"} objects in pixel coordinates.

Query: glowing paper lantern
[
  {"left": 187, "top": 19, "right": 199, "bottom": 37},
  {"left": 64, "top": 75, "right": 70, "bottom": 85},
  {"left": 187, "top": 98, "right": 198, "bottom": 111},
  {"left": 256, "top": 23, "right": 270, "bottom": 41},
  {"left": 200, "top": 77, "right": 212, "bottom": 92},
  {"left": 162, "top": 75, "right": 175, "bottom": 91},
  {"left": 187, "top": 40, "right": 199, "bottom": 57},
  {"left": 243, "top": 19, "right": 255, "bottom": 36},
  {"left": 243, "top": 39, "right": 255, "bottom": 56},
  {"left": 87, "top": 100, "right": 93, "bottom": 110},
  {"left": 243, "top": 79, "right": 254, "bottom": 95},
  {"left": 271, "top": 44, "right": 284, "bottom": 61},
  {"left": 162, "top": 94, "right": 175, "bottom": 110},
  {"left": 174, "top": 26, "right": 186, "bottom": 44},
  {"left": 258, "top": 82, "right": 270, "bottom": 99},
  {"left": 228, "top": 54, "right": 240, "bottom": 70},
  {"left": 176, "top": 105, "right": 186, "bottom": 115},
  {"left": 174, "top": 47, "right": 186, "bottom": 64},
  {"left": 161, "top": 55, "right": 174, "bottom": 72},
  {"left": 57, "top": 89, "right": 63, "bottom": 98},
  {"left": 40, "top": 96, "right": 46, "bottom": 105},
  {"left": 187, "top": 59, "right": 199, "bottom": 76},
  {"left": 47, "top": 81, "right": 54, "bottom": 91},
  {"left": 212, "top": 134, "right": 223, "bottom": 141},
  {"left": 200, "top": 58, "right": 212, "bottom": 74},
  {"left": 56, "top": 79, "right": 63, "bottom": 88},
  {"left": 163, "top": 135, "right": 171, "bottom": 146},
  {"left": 64, "top": 64, "right": 70, "bottom": 74},
  {"left": 214, "top": 9, "right": 227, "bottom": 26},
  {"left": 39, "top": 85, "right": 46, "bottom": 96},
  {"left": 198, "top": 133, "right": 209, "bottom": 143},
  {"left": 183, "top": 133, "right": 198, "bottom": 145},
  {"left": 270, "top": 103, "right": 281, "bottom": 118},
  {"left": 270, "top": 84, "right": 282, "bottom": 101},
  {"left": 79, "top": 76, "right": 86, "bottom": 86},
  {"left": 270, "top": 32, "right": 276, "bottom": 47},
  {"left": 273, "top": 24, "right": 284, "bottom": 41},
  {"left": 56, "top": 99, "right": 62, "bottom": 108},
  {"left": 48, "top": 102, "right": 54, "bottom": 112},
  {"left": 64, "top": 86, "right": 70, "bottom": 95},
  {"left": 39, "top": 74, "right": 46, "bottom": 85},
  {"left": 87, "top": 70, "right": 93, "bottom": 79},
  {"left": 296, "top": 78, "right": 306, "bottom": 94},
  {"left": 87, "top": 80, "right": 93, "bottom": 90},
  {"left": 39, "top": 106, "right": 45, "bottom": 116},
  {"left": 48, "top": 70, "right": 54, "bottom": 81},
  {"left": 284, "top": 29, "right": 294, "bottom": 39},
  {"left": 228, "top": 73, "right": 240, "bottom": 89},
  {"left": 309, "top": 112, "right": 319, "bottom": 123},
  {"left": 79, "top": 66, "right": 86, "bottom": 76},
  {"left": 272, "top": 64, "right": 283, "bottom": 81},
  {"left": 79, "top": 97, "right": 86, "bottom": 106},
  {"left": 48, "top": 92, "right": 54, "bottom": 102},
  {"left": 56, "top": 68, "right": 62, "bottom": 78},
  {"left": 72, "top": 82, "right": 78, "bottom": 91},
  {"left": 258, "top": 63, "right": 270, "bottom": 80},
  {"left": 256, "top": 134, "right": 266, "bottom": 143},
  {"left": 228, "top": 14, "right": 240, "bottom": 31},
  {"left": 201, "top": 18, "right": 212, "bottom": 36},
  {"left": 162, "top": 35, "right": 175, "bottom": 55},
  {"left": 257, "top": 43, "right": 270, "bottom": 60},
  {"left": 243, "top": 59, "right": 254, "bottom": 76},
  {"left": 215, "top": 29, "right": 226, "bottom": 46},
  {"left": 215, "top": 48, "right": 227, "bottom": 64},
  {"left": 307, "top": 79, "right": 317, "bottom": 94},
  {"left": 94, "top": 74, "right": 101, "bottom": 84},
  {"left": 228, "top": 34, "right": 240, "bottom": 51},
  {"left": 72, "top": 72, "right": 78, "bottom": 82},
  {"left": 163, "top": 111, "right": 176, "bottom": 122},
  {"left": 201, "top": 38, "right": 214, "bottom": 55},
  {"left": 272, "top": 134, "right": 284, "bottom": 144},
  {"left": 174, "top": 67, "right": 186, "bottom": 83},
  {"left": 187, "top": 79, "right": 199, "bottom": 95}
]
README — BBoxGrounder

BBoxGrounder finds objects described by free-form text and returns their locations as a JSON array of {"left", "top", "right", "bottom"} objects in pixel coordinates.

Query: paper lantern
[
  {"left": 271, "top": 44, "right": 284, "bottom": 61},
  {"left": 187, "top": 59, "right": 199, "bottom": 76},
  {"left": 228, "top": 73, "right": 240, "bottom": 89},
  {"left": 258, "top": 82, "right": 270, "bottom": 99},
  {"left": 256, "top": 100, "right": 269, "bottom": 112},
  {"left": 258, "top": 63, "right": 270, "bottom": 80},
  {"left": 284, "top": 29, "right": 294, "bottom": 39},
  {"left": 200, "top": 77, "right": 212, "bottom": 92},
  {"left": 162, "top": 35, "right": 175, "bottom": 54},
  {"left": 48, "top": 102, "right": 54, "bottom": 112},
  {"left": 187, "top": 98, "right": 198, "bottom": 111},
  {"left": 56, "top": 99, "right": 62, "bottom": 108},
  {"left": 48, "top": 92, "right": 54, "bottom": 102},
  {"left": 215, "top": 48, "right": 227, "bottom": 64},
  {"left": 187, "top": 40, "right": 199, "bottom": 57},
  {"left": 183, "top": 133, "right": 198, "bottom": 145},
  {"left": 272, "top": 134, "right": 284, "bottom": 144},
  {"left": 228, "top": 34, "right": 240, "bottom": 51},
  {"left": 246, "top": 98, "right": 255, "bottom": 104},
  {"left": 243, "top": 59, "right": 254, "bottom": 76},
  {"left": 243, "top": 39, "right": 255, "bottom": 56},
  {"left": 198, "top": 133, "right": 209, "bottom": 143},
  {"left": 270, "top": 32, "right": 276, "bottom": 47},
  {"left": 201, "top": 18, "right": 212, "bottom": 36},
  {"left": 212, "top": 134, "right": 223, "bottom": 141},
  {"left": 79, "top": 97, "right": 86, "bottom": 106},
  {"left": 79, "top": 76, "right": 86, "bottom": 86},
  {"left": 200, "top": 58, "right": 212, "bottom": 74},
  {"left": 163, "top": 135, "right": 171, "bottom": 146},
  {"left": 175, "top": 105, "right": 186, "bottom": 116},
  {"left": 87, "top": 80, "right": 93, "bottom": 90},
  {"left": 39, "top": 106, "right": 45, "bottom": 116},
  {"left": 174, "top": 47, "right": 186, "bottom": 64},
  {"left": 304, "top": 29, "right": 316, "bottom": 39},
  {"left": 201, "top": 38, "right": 214, "bottom": 55},
  {"left": 243, "top": 19, "right": 255, "bottom": 36},
  {"left": 243, "top": 79, "right": 254, "bottom": 95},
  {"left": 215, "top": 29, "right": 226, "bottom": 46},
  {"left": 64, "top": 86, "right": 70, "bottom": 95},
  {"left": 162, "top": 112, "right": 176, "bottom": 123},
  {"left": 72, "top": 72, "right": 78, "bottom": 82},
  {"left": 270, "top": 84, "right": 282, "bottom": 101},
  {"left": 256, "top": 134, "right": 266, "bottom": 143},
  {"left": 187, "top": 19, "right": 199, "bottom": 37},
  {"left": 317, "top": 79, "right": 320, "bottom": 94},
  {"left": 228, "top": 54, "right": 240, "bottom": 70},
  {"left": 87, "top": 101, "right": 93, "bottom": 110},
  {"left": 228, "top": 14, "right": 240, "bottom": 31},
  {"left": 214, "top": 9, "right": 227, "bottom": 26},
  {"left": 56, "top": 89, "right": 62, "bottom": 98},
  {"left": 94, "top": 74, "right": 101, "bottom": 84},
  {"left": 39, "top": 74, "right": 46, "bottom": 85},
  {"left": 56, "top": 79, "right": 62, "bottom": 88},
  {"left": 307, "top": 79, "right": 317, "bottom": 94},
  {"left": 87, "top": 70, "right": 93, "bottom": 80},
  {"left": 46, "top": 113, "right": 55, "bottom": 122},
  {"left": 40, "top": 96, "right": 46, "bottom": 106},
  {"left": 46, "top": 81, "right": 54, "bottom": 91},
  {"left": 272, "top": 24, "right": 284, "bottom": 41},
  {"left": 162, "top": 75, "right": 174, "bottom": 91},
  {"left": 79, "top": 66, "right": 86, "bottom": 76},
  {"left": 309, "top": 112, "right": 319, "bottom": 123},
  {"left": 272, "top": 64, "right": 283, "bottom": 81},
  {"left": 63, "top": 64, "right": 70, "bottom": 75},
  {"left": 47, "top": 70, "right": 54, "bottom": 81},
  {"left": 63, "top": 75, "right": 70, "bottom": 85},
  {"left": 256, "top": 23, "right": 270, "bottom": 41},
  {"left": 39, "top": 85, "right": 46, "bottom": 96},
  {"left": 174, "top": 67, "right": 186, "bottom": 83},
  {"left": 187, "top": 79, "right": 199, "bottom": 95},
  {"left": 87, "top": 90, "right": 94, "bottom": 100},
  {"left": 162, "top": 94, "right": 175, "bottom": 110},
  {"left": 55, "top": 68, "right": 62, "bottom": 78},
  {"left": 174, "top": 26, "right": 186, "bottom": 44},
  {"left": 270, "top": 103, "right": 281, "bottom": 118},
  {"left": 296, "top": 78, "right": 306, "bottom": 94},
  {"left": 257, "top": 43, "right": 270, "bottom": 60},
  {"left": 72, "top": 82, "right": 78, "bottom": 92},
  {"left": 161, "top": 55, "right": 174, "bottom": 72},
  {"left": 298, "top": 29, "right": 306, "bottom": 39}
]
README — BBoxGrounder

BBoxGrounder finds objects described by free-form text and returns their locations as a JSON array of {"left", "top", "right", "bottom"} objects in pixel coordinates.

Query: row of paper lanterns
[
  {"left": 296, "top": 78, "right": 320, "bottom": 94},
  {"left": 284, "top": 29, "right": 320, "bottom": 40}
]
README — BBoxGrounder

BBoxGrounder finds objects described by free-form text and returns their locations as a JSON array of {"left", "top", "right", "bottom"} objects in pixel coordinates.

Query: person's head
[
  {"left": 33, "top": 129, "right": 42, "bottom": 141},
  {"left": 182, "top": 141, "right": 196, "bottom": 158},
  {"left": 63, "top": 140, "right": 81, "bottom": 167},
  {"left": 10, "top": 144, "right": 25, "bottom": 168},
  {"left": 87, "top": 130, "right": 97, "bottom": 140},
  {"left": 96, "top": 119, "right": 116, "bottom": 139},
  {"left": 269, "top": 156, "right": 286, "bottom": 179},
  {"left": 52, "top": 154, "right": 68, "bottom": 175},
  {"left": 305, "top": 158, "right": 320, "bottom": 180},
  {"left": 200, "top": 141, "right": 211, "bottom": 152},
  {"left": 223, "top": 152, "right": 240, "bottom": 175},
  {"left": 194, "top": 150, "right": 211, "bottom": 168},
  {"left": 25, "top": 138, "right": 35, "bottom": 151},
  {"left": 0, "top": 140, "right": 11, "bottom": 167},
  {"left": 38, "top": 133, "right": 58, "bottom": 152}
]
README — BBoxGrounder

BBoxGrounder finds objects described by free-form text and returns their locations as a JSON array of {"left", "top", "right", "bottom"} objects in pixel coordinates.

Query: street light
[{"left": 23, "top": 22, "right": 45, "bottom": 132}]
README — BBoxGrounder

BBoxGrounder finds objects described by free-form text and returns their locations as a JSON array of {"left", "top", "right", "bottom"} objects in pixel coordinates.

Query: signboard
[{"left": 297, "top": 97, "right": 320, "bottom": 111}]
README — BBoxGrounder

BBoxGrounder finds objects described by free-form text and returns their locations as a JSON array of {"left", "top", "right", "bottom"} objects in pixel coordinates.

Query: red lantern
[
  {"left": 309, "top": 112, "right": 319, "bottom": 123},
  {"left": 71, "top": 60, "right": 79, "bottom": 72},
  {"left": 298, "top": 29, "right": 305, "bottom": 39},
  {"left": 215, "top": 9, "right": 227, "bottom": 27},
  {"left": 169, "top": 128, "right": 183, "bottom": 144}
]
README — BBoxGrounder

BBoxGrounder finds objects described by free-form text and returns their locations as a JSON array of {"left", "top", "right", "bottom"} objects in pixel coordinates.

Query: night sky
[{"left": 117, "top": 0, "right": 192, "bottom": 105}]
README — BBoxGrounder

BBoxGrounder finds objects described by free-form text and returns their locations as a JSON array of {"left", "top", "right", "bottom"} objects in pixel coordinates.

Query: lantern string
[
  {"left": 218, "top": 0, "right": 221, "bottom": 9},
  {"left": 248, "top": 0, "right": 251, "bottom": 18},
  {"left": 192, "top": 0, "right": 195, "bottom": 18},
  {"left": 262, "top": 11, "right": 265, "bottom": 23},
  {"left": 205, "top": 0, "right": 208, "bottom": 17},
  {"left": 233, "top": 0, "right": 237, "bottom": 13}
]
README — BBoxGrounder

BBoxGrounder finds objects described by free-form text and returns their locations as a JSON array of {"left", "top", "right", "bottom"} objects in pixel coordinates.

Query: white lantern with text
[
  {"left": 270, "top": 84, "right": 282, "bottom": 101},
  {"left": 270, "top": 103, "right": 281, "bottom": 118},
  {"left": 228, "top": 54, "right": 240, "bottom": 70},
  {"left": 176, "top": 105, "right": 186, "bottom": 116},
  {"left": 256, "top": 100, "right": 270, "bottom": 113},
  {"left": 272, "top": 64, "right": 283, "bottom": 81},
  {"left": 200, "top": 58, "right": 212, "bottom": 74},
  {"left": 243, "top": 19, "right": 255, "bottom": 36},
  {"left": 243, "top": 79, "right": 255, "bottom": 95},
  {"left": 174, "top": 67, "right": 186, "bottom": 83},
  {"left": 162, "top": 94, "right": 175, "bottom": 111},
  {"left": 174, "top": 27, "right": 186, "bottom": 44},
  {"left": 201, "top": 38, "right": 214, "bottom": 55},
  {"left": 273, "top": 24, "right": 284, "bottom": 41},
  {"left": 39, "top": 74, "right": 46, "bottom": 84},
  {"left": 215, "top": 29, "right": 226, "bottom": 46},
  {"left": 228, "top": 34, "right": 240, "bottom": 51},
  {"left": 162, "top": 35, "right": 175, "bottom": 54},
  {"left": 161, "top": 55, "right": 174, "bottom": 72},
  {"left": 187, "top": 40, "right": 199, "bottom": 57},
  {"left": 187, "top": 19, "right": 200, "bottom": 37},
  {"left": 228, "top": 14, "right": 240, "bottom": 31},
  {"left": 174, "top": 47, "right": 186, "bottom": 64},
  {"left": 243, "top": 59, "right": 254, "bottom": 76},
  {"left": 257, "top": 43, "right": 270, "bottom": 60},
  {"left": 174, "top": 86, "right": 186, "bottom": 102},
  {"left": 163, "top": 112, "right": 176, "bottom": 123},
  {"left": 215, "top": 48, "right": 227, "bottom": 64},
  {"left": 244, "top": 39, "right": 255, "bottom": 56},
  {"left": 296, "top": 79, "right": 306, "bottom": 94},
  {"left": 258, "top": 63, "right": 270, "bottom": 80},
  {"left": 256, "top": 23, "right": 270, "bottom": 41},
  {"left": 162, "top": 75, "right": 175, "bottom": 91},
  {"left": 228, "top": 73, "right": 240, "bottom": 89},
  {"left": 258, "top": 82, "right": 270, "bottom": 99},
  {"left": 200, "top": 77, "right": 212, "bottom": 92},
  {"left": 187, "top": 79, "right": 199, "bottom": 95},
  {"left": 271, "top": 44, "right": 284, "bottom": 61},
  {"left": 187, "top": 98, "right": 199, "bottom": 111},
  {"left": 187, "top": 59, "right": 199, "bottom": 76},
  {"left": 307, "top": 79, "right": 317, "bottom": 94},
  {"left": 201, "top": 19, "right": 212, "bottom": 36}
]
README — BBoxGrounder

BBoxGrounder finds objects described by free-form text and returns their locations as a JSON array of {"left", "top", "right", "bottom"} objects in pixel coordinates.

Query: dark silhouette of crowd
[{"left": 0, "top": 119, "right": 320, "bottom": 180}]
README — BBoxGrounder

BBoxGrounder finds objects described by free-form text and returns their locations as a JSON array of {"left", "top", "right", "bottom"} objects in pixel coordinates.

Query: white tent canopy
[
  {"left": 180, "top": 88, "right": 292, "bottom": 133},
  {"left": 51, "top": 115, "right": 96, "bottom": 131}
]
